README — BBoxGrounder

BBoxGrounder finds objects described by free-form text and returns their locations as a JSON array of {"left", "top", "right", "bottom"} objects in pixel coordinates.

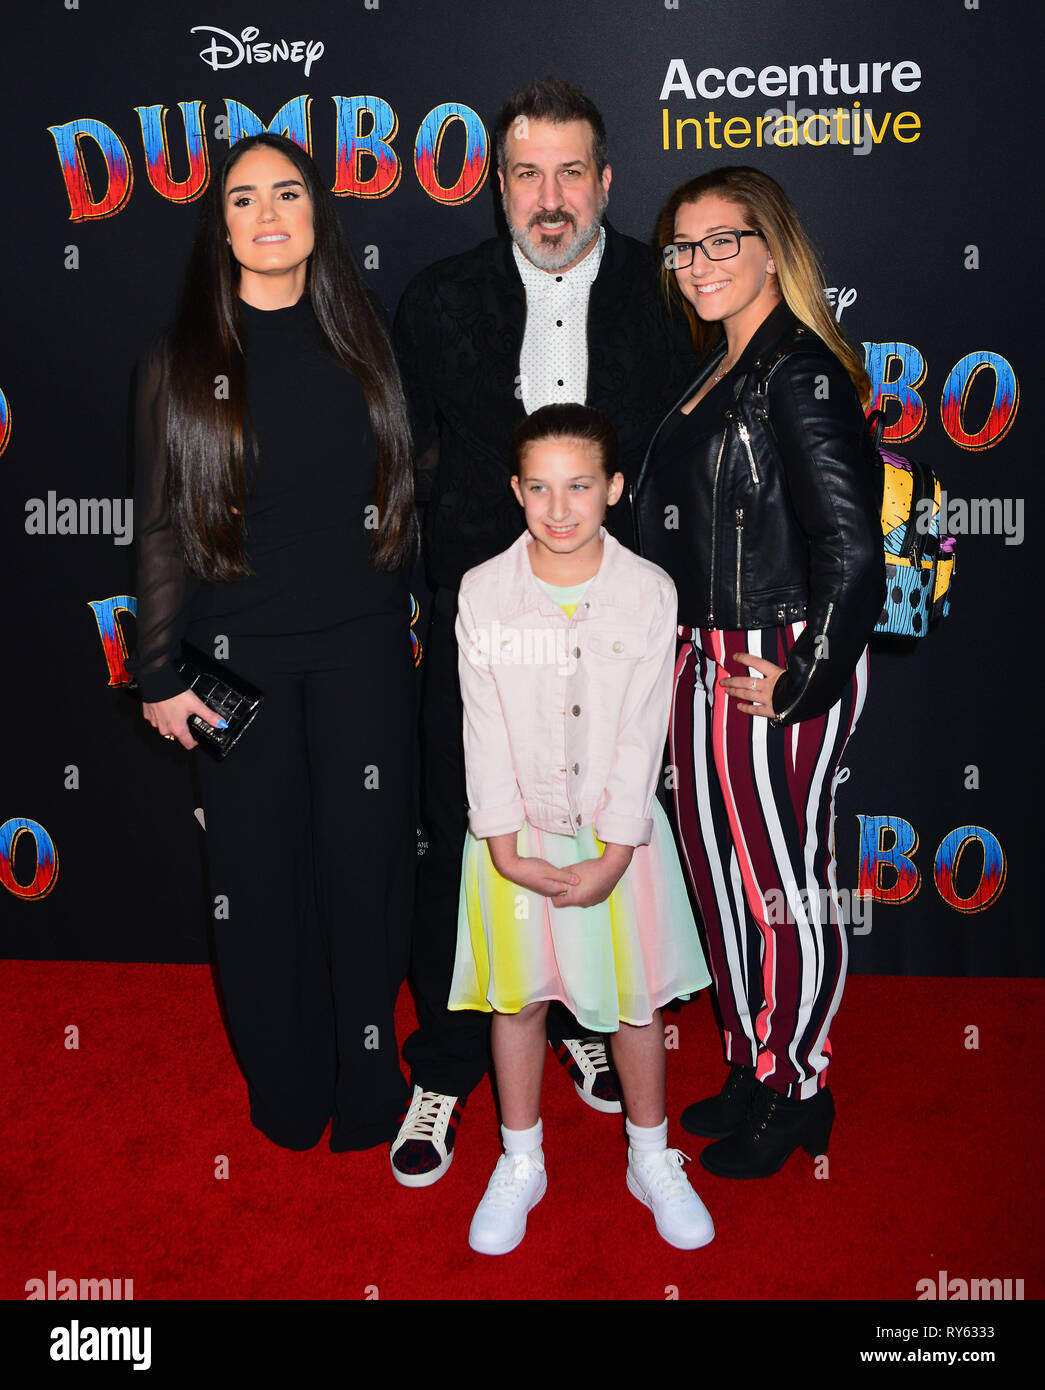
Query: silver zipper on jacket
[
  {"left": 706, "top": 428, "right": 728, "bottom": 626},
  {"left": 628, "top": 481, "right": 641, "bottom": 552},
  {"left": 773, "top": 601, "right": 834, "bottom": 723},
  {"left": 735, "top": 508, "right": 744, "bottom": 612},
  {"left": 737, "top": 421, "right": 760, "bottom": 484}
]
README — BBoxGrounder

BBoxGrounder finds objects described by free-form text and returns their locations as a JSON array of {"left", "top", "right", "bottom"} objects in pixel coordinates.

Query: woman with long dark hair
[
  {"left": 633, "top": 166, "right": 885, "bottom": 1178},
  {"left": 130, "top": 133, "right": 417, "bottom": 1151}
]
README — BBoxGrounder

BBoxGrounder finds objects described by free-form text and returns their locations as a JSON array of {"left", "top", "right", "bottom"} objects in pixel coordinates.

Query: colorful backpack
[{"left": 869, "top": 411, "right": 955, "bottom": 637}]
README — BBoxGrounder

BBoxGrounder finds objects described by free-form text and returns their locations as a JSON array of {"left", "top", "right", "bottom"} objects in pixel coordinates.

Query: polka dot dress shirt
[{"left": 513, "top": 228, "right": 606, "bottom": 413}]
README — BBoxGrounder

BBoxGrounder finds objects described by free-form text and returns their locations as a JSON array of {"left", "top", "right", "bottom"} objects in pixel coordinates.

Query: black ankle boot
[
  {"left": 680, "top": 1064, "right": 758, "bottom": 1139},
  {"left": 699, "top": 1082, "right": 834, "bottom": 1179}
]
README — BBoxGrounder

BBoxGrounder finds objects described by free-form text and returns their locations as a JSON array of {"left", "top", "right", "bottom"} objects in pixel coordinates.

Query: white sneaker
[
  {"left": 468, "top": 1148, "right": 547, "bottom": 1255},
  {"left": 626, "top": 1148, "right": 715, "bottom": 1250}
]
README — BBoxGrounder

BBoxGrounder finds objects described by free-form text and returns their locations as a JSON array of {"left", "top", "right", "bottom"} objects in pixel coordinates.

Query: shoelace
[
  {"left": 745, "top": 1084, "right": 778, "bottom": 1132},
  {"left": 723, "top": 1066, "right": 750, "bottom": 1098},
  {"left": 570, "top": 1037, "right": 611, "bottom": 1076},
  {"left": 483, "top": 1151, "right": 545, "bottom": 1207},
  {"left": 401, "top": 1092, "right": 453, "bottom": 1140},
  {"left": 636, "top": 1149, "right": 694, "bottom": 1203}
]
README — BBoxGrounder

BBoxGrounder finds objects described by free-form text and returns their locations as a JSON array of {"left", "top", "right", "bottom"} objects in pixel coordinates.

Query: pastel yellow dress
[{"left": 448, "top": 576, "right": 711, "bottom": 1033}]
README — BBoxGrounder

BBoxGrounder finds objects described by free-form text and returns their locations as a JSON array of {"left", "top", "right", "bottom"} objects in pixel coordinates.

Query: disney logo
[
  {"left": 191, "top": 25, "right": 325, "bottom": 78},
  {"left": 824, "top": 286, "right": 857, "bottom": 321}
]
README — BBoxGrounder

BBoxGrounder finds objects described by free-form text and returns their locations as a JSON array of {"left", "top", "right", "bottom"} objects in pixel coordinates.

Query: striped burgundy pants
[{"left": 670, "top": 625, "right": 868, "bottom": 1100}]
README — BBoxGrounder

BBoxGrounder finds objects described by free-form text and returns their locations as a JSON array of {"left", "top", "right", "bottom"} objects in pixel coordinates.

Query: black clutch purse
[{"left": 174, "top": 643, "right": 264, "bottom": 760}]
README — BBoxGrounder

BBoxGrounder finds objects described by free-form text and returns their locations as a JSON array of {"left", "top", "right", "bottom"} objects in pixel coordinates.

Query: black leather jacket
[{"left": 632, "top": 302, "right": 885, "bottom": 726}]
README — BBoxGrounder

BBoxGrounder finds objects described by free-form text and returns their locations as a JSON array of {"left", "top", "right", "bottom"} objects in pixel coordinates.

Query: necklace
[{"left": 711, "top": 353, "right": 735, "bottom": 384}]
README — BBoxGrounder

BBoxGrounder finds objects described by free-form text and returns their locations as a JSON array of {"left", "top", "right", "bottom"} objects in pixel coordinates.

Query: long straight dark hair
[{"left": 166, "top": 132, "right": 416, "bottom": 579}]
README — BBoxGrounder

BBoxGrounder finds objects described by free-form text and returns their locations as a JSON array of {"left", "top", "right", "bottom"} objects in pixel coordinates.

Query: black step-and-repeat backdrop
[{"left": 1, "top": 1, "right": 1035, "bottom": 973}]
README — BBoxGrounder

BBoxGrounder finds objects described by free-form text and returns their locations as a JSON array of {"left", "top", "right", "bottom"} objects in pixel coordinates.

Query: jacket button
[
  {"left": 571, "top": 705, "right": 581, "bottom": 716},
  {"left": 572, "top": 762, "right": 579, "bottom": 774},
  {"left": 575, "top": 814, "right": 582, "bottom": 826},
  {"left": 573, "top": 647, "right": 581, "bottom": 659},
  {"left": 561, "top": 818, "right": 568, "bottom": 824},
  {"left": 612, "top": 640, "right": 623, "bottom": 652}
]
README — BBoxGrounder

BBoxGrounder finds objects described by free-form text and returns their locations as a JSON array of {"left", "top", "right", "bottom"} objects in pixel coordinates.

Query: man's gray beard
[{"left": 504, "top": 194, "right": 606, "bottom": 272}]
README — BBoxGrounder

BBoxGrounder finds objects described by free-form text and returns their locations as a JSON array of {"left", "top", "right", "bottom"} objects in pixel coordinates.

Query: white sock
[
  {"left": 502, "top": 1118, "right": 543, "bottom": 1155},
  {"left": 626, "top": 1116, "right": 668, "bottom": 1157}
]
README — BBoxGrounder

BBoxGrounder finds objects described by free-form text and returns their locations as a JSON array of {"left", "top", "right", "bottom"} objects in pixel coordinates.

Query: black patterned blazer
[{"left": 393, "top": 221, "right": 699, "bottom": 593}]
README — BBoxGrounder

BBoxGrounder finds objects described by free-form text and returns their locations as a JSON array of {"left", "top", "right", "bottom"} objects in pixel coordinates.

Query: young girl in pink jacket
[{"left": 449, "top": 403, "right": 713, "bottom": 1255}]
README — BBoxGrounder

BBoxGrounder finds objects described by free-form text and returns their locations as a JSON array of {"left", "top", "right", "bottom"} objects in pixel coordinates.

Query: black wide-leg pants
[
  {"left": 194, "top": 619, "right": 414, "bottom": 1151},
  {"left": 403, "top": 595, "right": 587, "bottom": 1100}
]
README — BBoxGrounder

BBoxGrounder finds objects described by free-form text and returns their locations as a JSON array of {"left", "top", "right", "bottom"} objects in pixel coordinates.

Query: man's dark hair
[{"left": 494, "top": 78, "right": 609, "bottom": 175}]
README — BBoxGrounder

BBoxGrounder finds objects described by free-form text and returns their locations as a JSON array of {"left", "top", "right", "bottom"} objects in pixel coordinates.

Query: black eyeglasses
[{"left": 661, "top": 231, "right": 765, "bottom": 269}]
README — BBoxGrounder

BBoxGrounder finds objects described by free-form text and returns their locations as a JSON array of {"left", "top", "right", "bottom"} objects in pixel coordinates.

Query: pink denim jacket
[{"left": 456, "top": 529, "right": 678, "bottom": 847}]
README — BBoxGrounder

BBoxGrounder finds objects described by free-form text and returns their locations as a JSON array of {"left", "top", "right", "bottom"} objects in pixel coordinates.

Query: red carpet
[{"left": 1, "top": 964, "right": 1042, "bottom": 1302}]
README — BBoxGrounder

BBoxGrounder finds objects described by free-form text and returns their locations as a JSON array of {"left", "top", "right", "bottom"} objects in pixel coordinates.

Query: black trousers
[
  {"left": 195, "top": 621, "right": 414, "bottom": 1151},
  {"left": 403, "top": 597, "right": 587, "bottom": 1099}
]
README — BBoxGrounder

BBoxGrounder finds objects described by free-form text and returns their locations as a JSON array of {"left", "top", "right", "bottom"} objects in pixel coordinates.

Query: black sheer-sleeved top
[{"left": 129, "top": 295, "right": 406, "bottom": 703}]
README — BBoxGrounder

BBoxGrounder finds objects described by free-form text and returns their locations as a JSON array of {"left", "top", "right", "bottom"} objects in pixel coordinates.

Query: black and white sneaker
[
  {"left": 551, "top": 1037, "right": 623, "bottom": 1113},
  {"left": 390, "top": 1086, "right": 464, "bottom": 1187}
]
